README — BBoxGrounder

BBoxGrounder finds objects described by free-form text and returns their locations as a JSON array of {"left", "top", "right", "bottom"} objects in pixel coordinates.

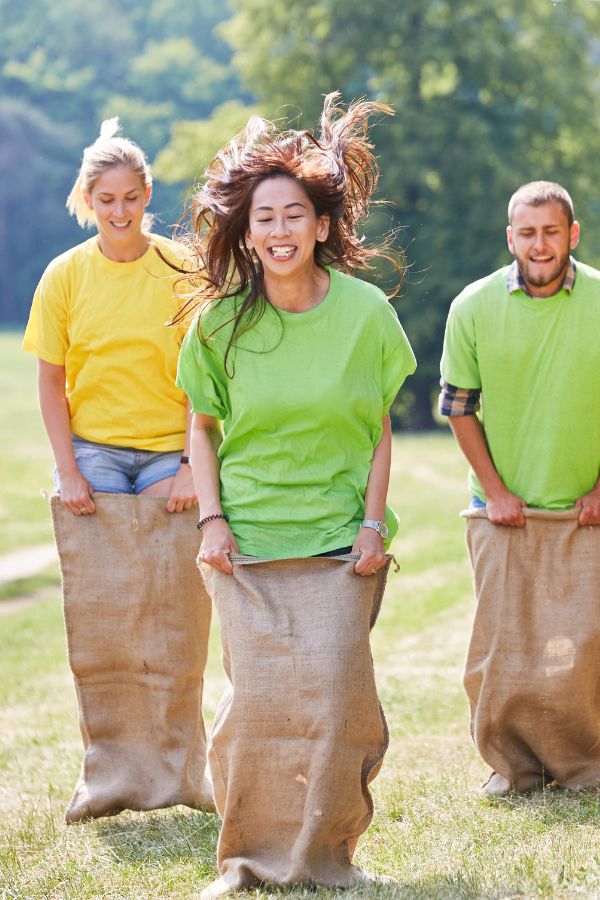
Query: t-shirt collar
[{"left": 507, "top": 256, "right": 576, "bottom": 296}]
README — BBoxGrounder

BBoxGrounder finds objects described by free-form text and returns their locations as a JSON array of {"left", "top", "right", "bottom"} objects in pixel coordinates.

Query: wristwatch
[{"left": 360, "top": 519, "right": 389, "bottom": 539}]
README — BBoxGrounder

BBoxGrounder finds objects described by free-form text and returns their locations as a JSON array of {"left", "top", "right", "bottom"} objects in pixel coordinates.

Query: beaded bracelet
[{"left": 197, "top": 513, "right": 230, "bottom": 531}]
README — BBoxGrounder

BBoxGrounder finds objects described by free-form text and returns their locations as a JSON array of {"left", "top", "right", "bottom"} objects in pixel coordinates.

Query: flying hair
[
  {"left": 99, "top": 117, "right": 121, "bottom": 141},
  {"left": 171, "top": 92, "right": 401, "bottom": 372},
  {"left": 66, "top": 117, "right": 153, "bottom": 229}
]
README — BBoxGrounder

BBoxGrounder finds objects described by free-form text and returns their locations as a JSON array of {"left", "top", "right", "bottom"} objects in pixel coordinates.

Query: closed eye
[{"left": 97, "top": 194, "right": 140, "bottom": 202}]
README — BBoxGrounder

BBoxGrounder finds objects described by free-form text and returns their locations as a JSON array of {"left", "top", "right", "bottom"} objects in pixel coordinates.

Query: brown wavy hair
[{"left": 172, "top": 92, "right": 399, "bottom": 372}]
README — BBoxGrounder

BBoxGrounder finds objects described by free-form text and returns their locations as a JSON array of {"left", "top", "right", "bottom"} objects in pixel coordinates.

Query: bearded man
[{"left": 440, "top": 181, "right": 600, "bottom": 796}]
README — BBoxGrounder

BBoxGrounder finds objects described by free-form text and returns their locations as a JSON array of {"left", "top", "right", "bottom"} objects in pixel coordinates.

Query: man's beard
[{"left": 517, "top": 246, "right": 570, "bottom": 289}]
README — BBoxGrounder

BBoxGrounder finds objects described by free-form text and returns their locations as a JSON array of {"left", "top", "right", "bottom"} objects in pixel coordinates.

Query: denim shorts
[
  {"left": 55, "top": 435, "right": 182, "bottom": 494},
  {"left": 470, "top": 495, "right": 487, "bottom": 509}
]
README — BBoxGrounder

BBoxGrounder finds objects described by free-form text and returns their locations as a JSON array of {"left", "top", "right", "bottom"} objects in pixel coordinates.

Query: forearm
[
  {"left": 448, "top": 414, "right": 525, "bottom": 525},
  {"left": 183, "top": 400, "right": 192, "bottom": 457},
  {"left": 352, "top": 416, "right": 391, "bottom": 575},
  {"left": 190, "top": 413, "right": 238, "bottom": 571},
  {"left": 190, "top": 414, "right": 224, "bottom": 515},
  {"left": 164, "top": 400, "right": 196, "bottom": 513},
  {"left": 363, "top": 415, "right": 392, "bottom": 519},
  {"left": 38, "top": 359, "right": 94, "bottom": 512},
  {"left": 38, "top": 361, "right": 78, "bottom": 476},
  {"left": 447, "top": 415, "right": 507, "bottom": 499}
]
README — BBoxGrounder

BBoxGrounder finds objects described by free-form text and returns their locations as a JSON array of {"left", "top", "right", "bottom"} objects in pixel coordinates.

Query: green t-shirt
[
  {"left": 177, "top": 267, "right": 416, "bottom": 557},
  {"left": 440, "top": 260, "right": 600, "bottom": 508}
]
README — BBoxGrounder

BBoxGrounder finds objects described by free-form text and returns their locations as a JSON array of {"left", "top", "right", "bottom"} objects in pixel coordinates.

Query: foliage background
[{"left": 2, "top": 0, "right": 600, "bottom": 426}]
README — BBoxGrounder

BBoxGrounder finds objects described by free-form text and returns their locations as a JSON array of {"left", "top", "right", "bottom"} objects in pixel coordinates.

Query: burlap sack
[
  {"left": 198, "top": 554, "right": 391, "bottom": 896},
  {"left": 51, "top": 493, "right": 214, "bottom": 822},
  {"left": 463, "top": 507, "right": 600, "bottom": 791}
]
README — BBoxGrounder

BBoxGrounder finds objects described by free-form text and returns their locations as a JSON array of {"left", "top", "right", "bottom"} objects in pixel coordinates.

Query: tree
[
  {"left": 0, "top": 0, "right": 243, "bottom": 322},
  {"left": 223, "top": 0, "right": 600, "bottom": 427},
  {"left": 154, "top": 100, "right": 261, "bottom": 189},
  {"left": 0, "top": 100, "right": 80, "bottom": 321}
]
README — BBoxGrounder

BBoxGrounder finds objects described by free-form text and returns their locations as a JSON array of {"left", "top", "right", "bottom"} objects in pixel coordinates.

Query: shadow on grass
[
  {"left": 95, "top": 808, "right": 219, "bottom": 873},
  {"left": 213, "top": 873, "right": 509, "bottom": 898},
  {"left": 484, "top": 784, "right": 600, "bottom": 824},
  {"left": 88, "top": 812, "right": 499, "bottom": 899}
]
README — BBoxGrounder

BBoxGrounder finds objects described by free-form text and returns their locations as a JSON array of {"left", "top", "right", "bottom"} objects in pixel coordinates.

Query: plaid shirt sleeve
[{"left": 438, "top": 380, "right": 481, "bottom": 416}]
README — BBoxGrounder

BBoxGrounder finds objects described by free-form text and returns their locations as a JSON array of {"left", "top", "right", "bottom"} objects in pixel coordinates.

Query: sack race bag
[
  {"left": 463, "top": 507, "right": 600, "bottom": 791},
  {"left": 51, "top": 493, "right": 214, "bottom": 822},
  {"left": 199, "top": 554, "right": 392, "bottom": 897}
]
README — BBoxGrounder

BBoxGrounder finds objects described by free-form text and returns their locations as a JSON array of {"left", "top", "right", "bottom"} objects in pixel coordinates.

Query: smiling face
[
  {"left": 507, "top": 201, "right": 580, "bottom": 297},
  {"left": 84, "top": 166, "right": 151, "bottom": 259},
  {"left": 245, "top": 176, "right": 330, "bottom": 281}
]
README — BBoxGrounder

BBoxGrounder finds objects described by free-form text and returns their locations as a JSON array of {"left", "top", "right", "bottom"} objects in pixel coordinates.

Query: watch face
[{"left": 379, "top": 522, "right": 389, "bottom": 539}]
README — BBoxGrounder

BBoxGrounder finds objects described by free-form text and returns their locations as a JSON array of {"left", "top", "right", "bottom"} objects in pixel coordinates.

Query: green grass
[
  {"left": 0, "top": 568, "right": 61, "bottom": 603},
  {"left": 3, "top": 332, "right": 600, "bottom": 898},
  {"left": 0, "top": 331, "right": 56, "bottom": 553}
]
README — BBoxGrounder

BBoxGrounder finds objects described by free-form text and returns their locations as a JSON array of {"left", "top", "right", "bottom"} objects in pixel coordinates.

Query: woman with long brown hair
[{"left": 176, "top": 93, "right": 416, "bottom": 896}]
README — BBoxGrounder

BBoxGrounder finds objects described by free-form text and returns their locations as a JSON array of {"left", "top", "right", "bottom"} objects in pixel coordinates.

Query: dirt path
[
  {"left": 0, "top": 543, "right": 59, "bottom": 616},
  {"left": 0, "top": 586, "right": 59, "bottom": 617},
  {"left": 0, "top": 543, "right": 57, "bottom": 585}
]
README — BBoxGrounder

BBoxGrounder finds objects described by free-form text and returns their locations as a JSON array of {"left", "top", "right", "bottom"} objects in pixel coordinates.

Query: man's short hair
[{"left": 508, "top": 181, "right": 574, "bottom": 227}]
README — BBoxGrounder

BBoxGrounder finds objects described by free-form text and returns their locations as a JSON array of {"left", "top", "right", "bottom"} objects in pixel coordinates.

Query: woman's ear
[
  {"left": 316, "top": 214, "right": 330, "bottom": 243},
  {"left": 244, "top": 229, "right": 254, "bottom": 251},
  {"left": 145, "top": 184, "right": 152, "bottom": 206},
  {"left": 83, "top": 190, "right": 94, "bottom": 211}
]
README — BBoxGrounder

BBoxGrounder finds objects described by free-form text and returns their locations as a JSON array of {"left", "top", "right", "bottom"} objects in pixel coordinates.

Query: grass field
[
  {"left": 0, "top": 332, "right": 57, "bottom": 554},
  {"left": 2, "top": 331, "right": 600, "bottom": 898}
]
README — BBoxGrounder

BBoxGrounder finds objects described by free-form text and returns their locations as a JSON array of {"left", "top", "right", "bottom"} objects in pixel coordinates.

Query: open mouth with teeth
[
  {"left": 530, "top": 255, "right": 553, "bottom": 263},
  {"left": 269, "top": 245, "right": 296, "bottom": 259},
  {"left": 111, "top": 221, "right": 132, "bottom": 231}
]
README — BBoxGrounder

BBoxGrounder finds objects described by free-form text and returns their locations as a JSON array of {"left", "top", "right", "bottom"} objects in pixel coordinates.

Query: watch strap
[{"left": 361, "top": 519, "right": 386, "bottom": 534}]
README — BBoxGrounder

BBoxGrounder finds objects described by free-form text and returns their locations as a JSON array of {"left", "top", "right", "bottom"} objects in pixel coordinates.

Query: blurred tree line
[
  {"left": 3, "top": 0, "right": 600, "bottom": 427},
  {"left": 0, "top": 0, "right": 243, "bottom": 321}
]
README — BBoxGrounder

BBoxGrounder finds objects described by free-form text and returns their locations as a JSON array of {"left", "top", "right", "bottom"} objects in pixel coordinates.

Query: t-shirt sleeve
[
  {"left": 22, "top": 263, "right": 69, "bottom": 365},
  {"left": 380, "top": 302, "right": 417, "bottom": 413},
  {"left": 176, "top": 315, "right": 228, "bottom": 419},
  {"left": 440, "top": 295, "right": 481, "bottom": 389}
]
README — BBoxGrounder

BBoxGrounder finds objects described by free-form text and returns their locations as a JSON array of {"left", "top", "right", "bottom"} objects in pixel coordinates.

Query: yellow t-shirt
[{"left": 23, "top": 234, "right": 189, "bottom": 451}]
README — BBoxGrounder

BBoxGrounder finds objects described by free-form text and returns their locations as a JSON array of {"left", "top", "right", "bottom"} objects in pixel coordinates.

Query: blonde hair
[{"left": 66, "top": 118, "right": 153, "bottom": 229}]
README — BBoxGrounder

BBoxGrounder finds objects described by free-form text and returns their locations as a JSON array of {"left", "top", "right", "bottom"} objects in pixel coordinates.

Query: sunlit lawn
[
  {"left": 0, "top": 331, "right": 56, "bottom": 553},
  {"left": 2, "top": 331, "right": 600, "bottom": 898}
]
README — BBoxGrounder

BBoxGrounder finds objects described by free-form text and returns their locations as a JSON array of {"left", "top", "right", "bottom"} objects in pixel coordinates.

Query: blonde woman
[
  {"left": 24, "top": 118, "right": 195, "bottom": 511},
  {"left": 22, "top": 120, "right": 213, "bottom": 824}
]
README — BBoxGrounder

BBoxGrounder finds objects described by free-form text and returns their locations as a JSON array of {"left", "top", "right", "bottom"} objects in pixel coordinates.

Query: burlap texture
[
  {"left": 200, "top": 554, "right": 391, "bottom": 893},
  {"left": 464, "top": 507, "right": 600, "bottom": 791},
  {"left": 51, "top": 493, "right": 214, "bottom": 822}
]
